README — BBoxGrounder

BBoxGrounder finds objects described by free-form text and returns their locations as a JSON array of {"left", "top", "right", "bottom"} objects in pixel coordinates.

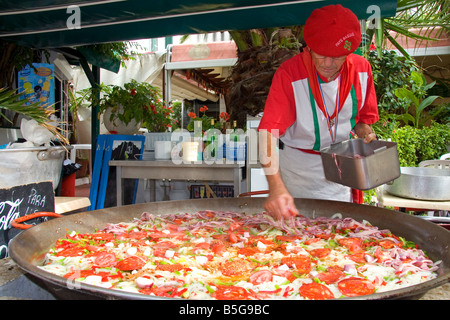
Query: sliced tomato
[
  {"left": 299, "top": 282, "right": 334, "bottom": 300},
  {"left": 139, "top": 285, "right": 184, "bottom": 297},
  {"left": 347, "top": 252, "right": 366, "bottom": 263},
  {"left": 93, "top": 252, "right": 117, "bottom": 267},
  {"left": 153, "top": 247, "right": 167, "bottom": 258},
  {"left": 156, "top": 263, "right": 184, "bottom": 272},
  {"left": 194, "top": 242, "right": 210, "bottom": 250},
  {"left": 304, "top": 237, "right": 320, "bottom": 245},
  {"left": 309, "top": 248, "right": 331, "bottom": 258},
  {"left": 219, "top": 260, "right": 254, "bottom": 277},
  {"left": 213, "top": 285, "right": 248, "bottom": 300},
  {"left": 337, "top": 277, "right": 375, "bottom": 297},
  {"left": 338, "top": 238, "right": 363, "bottom": 253},
  {"left": 375, "top": 247, "right": 392, "bottom": 263},
  {"left": 89, "top": 232, "right": 115, "bottom": 241},
  {"left": 238, "top": 247, "right": 258, "bottom": 256},
  {"left": 126, "top": 231, "right": 148, "bottom": 240},
  {"left": 378, "top": 239, "right": 397, "bottom": 249},
  {"left": 229, "top": 222, "right": 243, "bottom": 232},
  {"left": 116, "top": 256, "right": 146, "bottom": 271},
  {"left": 281, "top": 256, "right": 311, "bottom": 274},
  {"left": 211, "top": 240, "right": 227, "bottom": 256},
  {"left": 229, "top": 233, "right": 239, "bottom": 243},
  {"left": 275, "top": 235, "right": 301, "bottom": 242},
  {"left": 153, "top": 241, "right": 178, "bottom": 249},
  {"left": 64, "top": 269, "right": 95, "bottom": 280},
  {"left": 56, "top": 246, "right": 86, "bottom": 257},
  {"left": 248, "top": 235, "right": 274, "bottom": 245},
  {"left": 172, "top": 218, "right": 186, "bottom": 225},
  {"left": 166, "top": 223, "right": 179, "bottom": 231},
  {"left": 55, "top": 239, "right": 78, "bottom": 250},
  {"left": 249, "top": 270, "right": 273, "bottom": 285},
  {"left": 317, "top": 266, "right": 345, "bottom": 284},
  {"left": 203, "top": 211, "right": 216, "bottom": 218},
  {"left": 315, "top": 233, "right": 334, "bottom": 240}
]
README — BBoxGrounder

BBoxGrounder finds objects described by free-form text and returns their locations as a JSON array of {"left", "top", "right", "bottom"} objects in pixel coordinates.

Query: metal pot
[
  {"left": 0, "top": 146, "right": 68, "bottom": 190},
  {"left": 9, "top": 198, "right": 450, "bottom": 300},
  {"left": 385, "top": 167, "right": 450, "bottom": 201}
]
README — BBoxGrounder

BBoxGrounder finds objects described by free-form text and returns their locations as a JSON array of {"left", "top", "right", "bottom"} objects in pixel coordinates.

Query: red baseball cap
[{"left": 303, "top": 4, "right": 361, "bottom": 57}]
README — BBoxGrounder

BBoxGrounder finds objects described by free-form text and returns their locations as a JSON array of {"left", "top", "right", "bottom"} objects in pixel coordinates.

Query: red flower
[
  {"left": 188, "top": 112, "right": 197, "bottom": 119},
  {"left": 219, "top": 112, "right": 230, "bottom": 121},
  {"left": 130, "top": 89, "right": 137, "bottom": 96},
  {"left": 200, "top": 105, "right": 208, "bottom": 113}
]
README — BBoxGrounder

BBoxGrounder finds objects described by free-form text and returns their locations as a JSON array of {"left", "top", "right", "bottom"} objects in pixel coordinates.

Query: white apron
[{"left": 279, "top": 145, "right": 351, "bottom": 202}]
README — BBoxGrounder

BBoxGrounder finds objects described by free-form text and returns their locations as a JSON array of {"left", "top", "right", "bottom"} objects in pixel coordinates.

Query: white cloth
[{"left": 279, "top": 145, "right": 351, "bottom": 202}]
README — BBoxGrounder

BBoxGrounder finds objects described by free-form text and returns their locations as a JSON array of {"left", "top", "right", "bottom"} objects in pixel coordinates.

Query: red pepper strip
[
  {"left": 171, "top": 288, "right": 188, "bottom": 297},
  {"left": 283, "top": 286, "right": 294, "bottom": 297},
  {"left": 258, "top": 288, "right": 282, "bottom": 294}
]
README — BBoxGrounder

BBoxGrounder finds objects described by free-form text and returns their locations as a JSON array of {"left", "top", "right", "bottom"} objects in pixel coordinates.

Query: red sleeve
[
  {"left": 257, "top": 64, "right": 297, "bottom": 137},
  {"left": 355, "top": 58, "right": 379, "bottom": 125}
]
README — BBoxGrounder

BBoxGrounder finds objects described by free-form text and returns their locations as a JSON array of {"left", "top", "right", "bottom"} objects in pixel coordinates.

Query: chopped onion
[
  {"left": 165, "top": 250, "right": 175, "bottom": 258},
  {"left": 85, "top": 275, "right": 102, "bottom": 285},
  {"left": 195, "top": 255, "right": 208, "bottom": 265},
  {"left": 344, "top": 264, "right": 357, "bottom": 276},
  {"left": 135, "top": 276, "right": 153, "bottom": 289},
  {"left": 127, "top": 247, "right": 137, "bottom": 256}
]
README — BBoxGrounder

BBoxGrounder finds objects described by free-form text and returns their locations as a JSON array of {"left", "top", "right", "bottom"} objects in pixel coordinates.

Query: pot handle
[
  {"left": 36, "top": 147, "right": 66, "bottom": 161},
  {"left": 238, "top": 190, "right": 269, "bottom": 197},
  {"left": 11, "top": 211, "right": 63, "bottom": 230}
]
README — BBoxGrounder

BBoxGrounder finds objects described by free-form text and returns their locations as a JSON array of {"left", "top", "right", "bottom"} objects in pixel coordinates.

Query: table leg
[
  {"left": 116, "top": 166, "right": 123, "bottom": 206},
  {"left": 234, "top": 166, "right": 241, "bottom": 197},
  {"left": 150, "top": 179, "right": 156, "bottom": 202}
]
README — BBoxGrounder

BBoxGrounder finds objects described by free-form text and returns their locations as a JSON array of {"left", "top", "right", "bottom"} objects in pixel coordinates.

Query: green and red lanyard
[{"left": 317, "top": 71, "right": 340, "bottom": 144}]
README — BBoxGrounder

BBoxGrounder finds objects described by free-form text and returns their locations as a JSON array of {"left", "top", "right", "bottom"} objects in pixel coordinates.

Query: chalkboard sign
[{"left": 0, "top": 181, "right": 55, "bottom": 259}]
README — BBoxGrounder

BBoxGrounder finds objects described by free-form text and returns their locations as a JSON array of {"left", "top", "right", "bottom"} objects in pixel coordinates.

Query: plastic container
[{"left": 320, "top": 139, "right": 400, "bottom": 190}]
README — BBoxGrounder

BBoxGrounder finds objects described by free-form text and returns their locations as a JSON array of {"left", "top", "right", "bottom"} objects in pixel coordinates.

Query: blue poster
[{"left": 18, "top": 63, "right": 55, "bottom": 108}]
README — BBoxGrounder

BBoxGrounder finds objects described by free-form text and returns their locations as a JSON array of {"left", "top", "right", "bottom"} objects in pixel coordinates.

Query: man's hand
[
  {"left": 259, "top": 129, "right": 299, "bottom": 220},
  {"left": 353, "top": 123, "right": 377, "bottom": 143},
  {"left": 264, "top": 184, "right": 299, "bottom": 220}
]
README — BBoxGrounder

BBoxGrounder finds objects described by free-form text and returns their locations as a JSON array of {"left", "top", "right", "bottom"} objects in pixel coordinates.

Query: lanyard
[{"left": 317, "top": 73, "right": 341, "bottom": 143}]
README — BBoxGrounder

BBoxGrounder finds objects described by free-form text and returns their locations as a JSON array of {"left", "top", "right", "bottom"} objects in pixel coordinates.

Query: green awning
[{"left": 0, "top": 0, "right": 397, "bottom": 48}]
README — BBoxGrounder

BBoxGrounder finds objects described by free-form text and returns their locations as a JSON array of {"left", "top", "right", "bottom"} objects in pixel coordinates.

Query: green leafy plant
[
  {"left": 98, "top": 79, "right": 176, "bottom": 132},
  {"left": 368, "top": 50, "right": 418, "bottom": 114},
  {"left": 390, "top": 122, "right": 450, "bottom": 166},
  {"left": 0, "top": 87, "right": 67, "bottom": 143},
  {"left": 394, "top": 71, "right": 442, "bottom": 128}
]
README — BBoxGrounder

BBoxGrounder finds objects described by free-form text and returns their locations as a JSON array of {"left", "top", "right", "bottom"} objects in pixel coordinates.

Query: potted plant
[{"left": 98, "top": 79, "right": 176, "bottom": 134}]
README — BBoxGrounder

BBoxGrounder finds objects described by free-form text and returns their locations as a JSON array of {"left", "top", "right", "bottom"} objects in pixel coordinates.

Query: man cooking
[{"left": 258, "top": 4, "right": 379, "bottom": 220}]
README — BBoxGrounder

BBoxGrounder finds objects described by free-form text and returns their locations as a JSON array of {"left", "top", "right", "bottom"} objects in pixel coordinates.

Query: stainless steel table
[{"left": 109, "top": 160, "right": 244, "bottom": 206}]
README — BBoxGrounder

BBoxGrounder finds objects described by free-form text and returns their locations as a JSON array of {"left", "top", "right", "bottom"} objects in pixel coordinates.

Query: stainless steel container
[
  {"left": 321, "top": 139, "right": 400, "bottom": 190},
  {"left": 0, "top": 146, "right": 67, "bottom": 190},
  {"left": 385, "top": 167, "right": 450, "bottom": 201}
]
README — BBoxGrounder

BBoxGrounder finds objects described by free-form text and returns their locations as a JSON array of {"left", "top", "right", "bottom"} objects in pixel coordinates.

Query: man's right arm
[{"left": 259, "top": 129, "right": 299, "bottom": 220}]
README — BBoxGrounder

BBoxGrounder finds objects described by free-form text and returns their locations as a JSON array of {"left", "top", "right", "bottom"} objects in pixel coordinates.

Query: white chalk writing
[{"left": 27, "top": 188, "right": 46, "bottom": 207}]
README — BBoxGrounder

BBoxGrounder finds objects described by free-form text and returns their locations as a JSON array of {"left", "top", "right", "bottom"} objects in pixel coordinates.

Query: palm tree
[
  {"left": 226, "top": 27, "right": 303, "bottom": 126},
  {"left": 367, "top": 0, "right": 449, "bottom": 58}
]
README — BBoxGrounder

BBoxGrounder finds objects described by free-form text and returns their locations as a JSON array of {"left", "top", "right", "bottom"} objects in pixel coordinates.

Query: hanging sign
[{"left": 17, "top": 63, "right": 55, "bottom": 108}]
